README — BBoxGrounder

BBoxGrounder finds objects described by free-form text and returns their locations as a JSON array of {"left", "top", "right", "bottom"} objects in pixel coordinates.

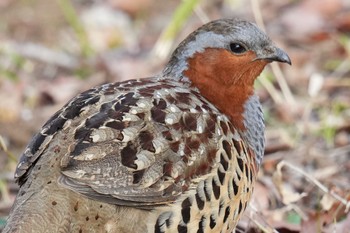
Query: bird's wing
[{"left": 15, "top": 78, "right": 231, "bottom": 207}]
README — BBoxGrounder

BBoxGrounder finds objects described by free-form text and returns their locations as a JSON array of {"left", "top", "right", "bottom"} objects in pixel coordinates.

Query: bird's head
[
  {"left": 163, "top": 18, "right": 291, "bottom": 86},
  {"left": 163, "top": 19, "right": 291, "bottom": 124}
]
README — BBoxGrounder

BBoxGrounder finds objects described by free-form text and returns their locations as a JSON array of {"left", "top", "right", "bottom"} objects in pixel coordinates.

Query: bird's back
[{"left": 5, "top": 77, "right": 258, "bottom": 233}]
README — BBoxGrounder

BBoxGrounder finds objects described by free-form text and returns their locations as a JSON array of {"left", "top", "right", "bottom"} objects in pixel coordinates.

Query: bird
[{"left": 3, "top": 18, "right": 291, "bottom": 233}]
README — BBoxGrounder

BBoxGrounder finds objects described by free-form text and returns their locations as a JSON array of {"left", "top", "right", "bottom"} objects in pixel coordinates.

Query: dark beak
[{"left": 256, "top": 46, "right": 292, "bottom": 65}]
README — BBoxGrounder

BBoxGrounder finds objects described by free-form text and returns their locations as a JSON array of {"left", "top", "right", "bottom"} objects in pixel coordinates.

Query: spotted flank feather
[{"left": 15, "top": 78, "right": 258, "bottom": 232}]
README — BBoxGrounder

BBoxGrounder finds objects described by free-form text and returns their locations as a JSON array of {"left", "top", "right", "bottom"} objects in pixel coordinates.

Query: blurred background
[{"left": 0, "top": 0, "right": 349, "bottom": 232}]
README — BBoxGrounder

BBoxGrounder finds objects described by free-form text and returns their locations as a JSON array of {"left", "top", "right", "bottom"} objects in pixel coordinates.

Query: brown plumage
[{"left": 4, "top": 18, "right": 290, "bottom": 233}]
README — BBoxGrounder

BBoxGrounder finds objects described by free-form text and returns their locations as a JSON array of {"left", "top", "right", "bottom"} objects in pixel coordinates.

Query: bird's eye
[{"left": 229, "top": 43, "right": 247, "bottom": 54}]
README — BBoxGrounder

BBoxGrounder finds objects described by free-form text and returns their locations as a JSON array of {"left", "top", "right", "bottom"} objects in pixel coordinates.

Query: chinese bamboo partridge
[{"left": 4, "top": 18, "right": 291, "bottom": 233}]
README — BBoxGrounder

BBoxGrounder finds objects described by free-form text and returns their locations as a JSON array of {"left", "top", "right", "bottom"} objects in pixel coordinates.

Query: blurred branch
[
  {"left": 194, "top": 5, "right": 210, "bottom": 24},
  {"left": 251, "top": 0, "right": 296, "bottom": 107},
  {"left": 277, "top": 161, "right": 350, "bottom": 213},
  {"left": 250, "top": 0, "right": 265, "bottom": 31},
  {"left": 57, "top": 0, "right": 94, "bottom": 57},
  {"left": 259, "top": 72, "right": 283, "bottom": 104},
  {"left": 326, "top": 34, "right": 350, "bottom": 78},
  {"left": 246, "top": 204, "right": 280, "bottom": 233},
  {"left": 153, "top": 0, "right": 201, "bottom": 59},
  {"left": 2, "top": 41, "right": 79, "bottom": 69},
  {"left": 0, "top": 179, "right": 11, "bottom": 206},
  {"left": 0, "top": 135, "right": 17, "bottom": 163}
]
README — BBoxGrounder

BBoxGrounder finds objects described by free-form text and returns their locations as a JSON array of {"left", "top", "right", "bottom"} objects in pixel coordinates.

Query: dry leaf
[
  {"left": 273, "top": 161, "right": 307, "bottom": 205},
  {"left": 321, "top": 193, "right": 336, "bottom": 211}
]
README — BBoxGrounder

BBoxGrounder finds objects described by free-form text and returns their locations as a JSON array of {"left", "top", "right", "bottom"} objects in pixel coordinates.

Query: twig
[
  {"left": 258, "top": 72, "right": 283, "bottom": 104},
  {"left": 329, "top": 144, "right": 350, "bottom": 157},
  {"left": 271, "top": 63, "right": 296, "bottom": 106},
  {"left": 277, "top": 160, "right": 350, "bottom": 212},
  {"left": 57, "top": 0, "right": 94, "bottom": 57},
  {"left": 0, "top": 135, "right": 17, "bottom": 163},
  {"left": 248, "top": 203, "right": 280, "bottom": 233},
  {"left": 250, "top": 0, "right": 265, "bottom": 31},
  {"left": 250, "top": 0, "right": 296, "bottom": 107},
  {"left": 3, "top": 41, "right": 79, "bottom": 69},
  {"left": 152, "top": 0, "right": 201, "bottom": 59},
  {"left": 194, "top": 5, "right": 210, "bottom": 24}
]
